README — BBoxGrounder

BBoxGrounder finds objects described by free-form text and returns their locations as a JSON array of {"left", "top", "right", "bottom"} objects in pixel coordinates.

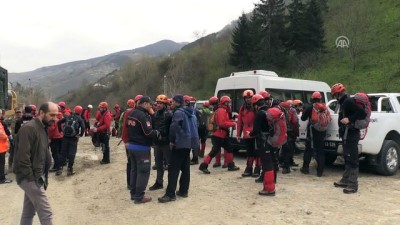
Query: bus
[{"left": 214, "top": 70, "right": 331, "bottom": 151}]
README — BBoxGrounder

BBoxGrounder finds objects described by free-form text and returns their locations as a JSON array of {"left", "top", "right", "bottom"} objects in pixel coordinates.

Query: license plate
[{"left": 324, "top": 141, "right": 337, "bottom": 149}]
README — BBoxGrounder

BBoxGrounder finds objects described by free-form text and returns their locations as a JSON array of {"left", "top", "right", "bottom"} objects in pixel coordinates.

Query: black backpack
[
  {"left": 63, "top": 115, "right": 80, "bottom": 137},
  {"left": 197, "top": 109, "right": 208, "bottom": 128}
]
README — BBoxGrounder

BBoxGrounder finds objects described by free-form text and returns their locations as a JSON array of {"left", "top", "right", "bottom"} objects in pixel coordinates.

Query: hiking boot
[
  {"left": 258, "top": 189, "right": 276, "bottom": 196},
  {"left": 100, "top": 160, "right": 110, "bottom": 165},
  {"left": 199, "top": 163, "right": 210, "bottom": 174},
  {"left": 222, "top": 164, "right": 228, "bottom": 169},
  {"left": 152, "top": 165, "right": 157, "bottom": 170},
  {"left": 198, "top": 150, "right": 205, "bottom": 158},
  {"left": 55, "top": 170, "right": 62, "bottom": 176},
  {"left": 317, "top": 170, "right": 323, "bottom": 177},
  {"left": 0, "top": 179, "right": 13, "bottom": 184},
  {"left": 255, "top": 171, "right": 264, "bottom": 183},
  {"left": 227, "top": 163, "right": 240, "bottom": 171},
  {"left": 343, "top": 187, "right": 358, "bottom": 194},
  {"left": 241, "top": 166, "right": 253, "bottom": 177},
  {"left": 333, "top": 181, "right": 348, "bottom": 188},
  {"left": 149, "top": 183, "right": 163, "bottom": 191},
  {"left": 176, "top": 191, "right": 188, "bottom": 198},
  {"left": 252, "top": 167, "right": 261, "bottom": 177},
  {"left": 190, "top": 159, "right": 199, "bottom": 165},
  {"left": 67, "top": 168, "right": 75, "bottom": 176},
  {"left": 213, "top": 163, "right": 221, "bottom": 168},
  {"left": 300, "top": 167, "right": 309, "bottom": 174},
  {"left": 282, "top": 168, "right": 291, "bottom": 174},
  {"left": 134, "top": 196, "right": 152, "bottom": 204},
  {"left": 158, "top": 195, "right": 176, "bottom": 203},
  {"left": 291, "top": 161, "right": 299, "bottom": 167}
]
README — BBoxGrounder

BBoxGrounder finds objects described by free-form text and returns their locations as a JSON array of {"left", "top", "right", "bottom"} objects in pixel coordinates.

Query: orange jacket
[{"left": 0, "top": 121, "right": 10, "bottom": 153}]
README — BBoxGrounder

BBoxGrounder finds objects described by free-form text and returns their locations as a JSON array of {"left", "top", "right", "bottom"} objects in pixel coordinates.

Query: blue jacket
[{"left": 169, "top": 106, "right": 199, "bottom": 149}]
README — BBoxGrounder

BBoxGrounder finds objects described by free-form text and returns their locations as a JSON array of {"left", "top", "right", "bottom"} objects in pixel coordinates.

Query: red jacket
[
  {"left": 121, "top": 108, "right": 134, "bottom": 143},
  {"left": 113, "top": 109, "right": 122, "bottom": 121},
  {"left": 237, "top": 105, "right": 255, "bottom": 139},
  {"left": 213, "top": 105, "right": 235, "bottom": 139},
  {"left": 48, "top": 114, "right": 63, "bottom": 139},
  {"left": 83, "top": 108, "right": 91, "bottom": 122},
  {"left": 96, "top": 110, "right": 112, "bottom": 133}
]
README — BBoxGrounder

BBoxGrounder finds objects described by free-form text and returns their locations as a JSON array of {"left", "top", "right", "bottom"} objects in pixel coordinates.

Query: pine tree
[
  {"left": 303, "top": 0, "right": 325, "bottom": 53},
  {"left": 252, "top": 0, "right": 287, "bottom": 69},
  {"left": 229, "top": 13, "right": 252, "bottom": 70},
  {"left": 286, "top": 0, "right": 307, "bottom": 55}
]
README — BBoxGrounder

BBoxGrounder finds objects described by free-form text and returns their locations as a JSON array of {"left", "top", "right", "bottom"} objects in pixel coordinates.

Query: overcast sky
[{"left": 0, "top": 0, "right": 257, "bottom": 73}]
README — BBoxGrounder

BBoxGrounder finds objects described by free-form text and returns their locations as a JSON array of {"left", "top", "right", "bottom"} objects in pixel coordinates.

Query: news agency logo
[{"left": 335, "top": 36, "right": 350, "bottom": 48}]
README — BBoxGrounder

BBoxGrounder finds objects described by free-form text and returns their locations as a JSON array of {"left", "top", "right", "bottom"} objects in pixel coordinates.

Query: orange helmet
[
  {"left": 243, "top": 90, "right": 254, "bottom": 98},
  {"left": 251, "top": 94, "right": 264, "bottom": 105},
  {"left": 58, "top": 101, "right": 66, "bottom": 107},
  {"left": 156, "top": 94, "right": 169, "bottom": 103},
  {"left": 209, "top": 96, "right": 219, "bottom": 105},
  {"left": 134, "top": 95, "right": 143, "bottom": 102},
  {"left": 286, "top": 100, "right": 293, "bottom": 105},
  {"left": 74, "top": 105, "right": 83, "bottom": 114},
  {"left": 279, "top": 101, "right": 291, "bottom": 109},
  {"left": 29, "top": 104, "right": 37, "bottom": 111},
  {"left": 258, "top": 90, "right": 271, "bottom": 100},
  {"left": 98, "top": 102, "right": 108, "bottom": 109},
  {"left": 114, "top": 104, "right": 120, "bottom": 110},
  {"left": 311, "top": 91, "right": 322, "bottom": 99},
  {"left": 331, "top": 83, "right": 346, "bottom": 95},
  {"left": 220, "top": 96, "right": 231, "bottom": 104},
  {"left": 293, "top": 100, "right": 303, "bottom": 106},
  {"left": 127, "top": 99, "right": 135, "bottom": 108},
  {"left": 204, "top": 101, "right": 210, "bottom": 107},
  {"left": 183, "top": 95, "right": 191, "bottom": 103}
]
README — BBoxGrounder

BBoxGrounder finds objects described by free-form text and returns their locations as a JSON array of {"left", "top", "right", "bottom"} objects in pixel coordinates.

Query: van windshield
[{"left": 217, "top": 89, "right": 255, "bottom": 113}]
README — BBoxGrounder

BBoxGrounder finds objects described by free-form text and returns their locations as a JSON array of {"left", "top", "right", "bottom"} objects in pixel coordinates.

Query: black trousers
[
  {"left": 244, "top": 138, "right": 256, "bottom": 157},
  {"left": 166, "top": 148, "right": 191, "bottom": 197},
  {"left": 99, "top": 133, "right": 110, "bottom": 162},
  {"left": 154, "top": 144, "right": 171, "bottom": 185},
  {"left": 60, "top": 137, "right": 78, "bottom": 169},
  {"left": 0, "top": 152, "right": 6, "bottom": 180},
  {"left": 198, "top": 127, "right": 208, "bottom": 144},
  {"left": 125, "top": 148, "right": 131, "bottom": 187},
  {"left": 129, "top": 150, "right": 151, "bottom": 201},
  {"left": 209, "top": 136, "right": 232, "bottom": 158},
  {"left": 341, "top": 129, "right": 360, "bottom": 189},
  {"left": 281, "top": 133, "right": 296, "bottom": 168},
  {"left": 50, "top": 138, "right": 62, "bottom": 169},
  {"left": 303, "top": 128, "right": 326, "bottom": 174}
]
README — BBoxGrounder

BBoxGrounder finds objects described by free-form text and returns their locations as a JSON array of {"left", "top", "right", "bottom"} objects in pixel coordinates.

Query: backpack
[
  {"left": 197, "top": 109, "right": 208, "bottom": 129},
  {"left": 207, "top": 110, "right": 218, "bottom": 132},
  {"left": 310, "top": 103, "right": 332, "bottom": 132},
  {"left": 63, "top": 115, "right": 80, "bottom": 137},
  {"left": 266, "top": 107, "right": 287, "bottom": 148},
  {"left": 353, "top": 93, "right": 371, "bottom": 130}
]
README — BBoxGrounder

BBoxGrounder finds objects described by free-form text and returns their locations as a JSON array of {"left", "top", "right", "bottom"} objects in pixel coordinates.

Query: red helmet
[
  {"left": 190, "top": 96, "right": 197, "bottom": 102},
  {"left": 183, "top": 95, "right": 191, "bottom": 103},
  {"left": 98, "top": 102, "right": 108, "bottom": 109},
  {"left": 127, "top": 99, "right": 135, "bottom": 108},
  {"left": 203, "top": 101, "right": 210, "bottom": 107},
  {"left": 258, "top": 90, "right": 271, "bottom": 100},
  {"left": 29, "top": 104, "right": 37, "bottom": 111},
  {"left": 251, "top": 94, "right": 264, "bottom": 105},
  {"left": 168, "top": 98, "right": 173, "bottom": 105},
  {"left": 114, "top": 104, "right": 120, "bottom": 110},
  {"left": 220, "top": 96, "right": 231, "bottom": 104},
  {"left": 134, "top": 95, "right": 143, "bottom": 102},
  {"left": 311, "top": 91, "right": 322, "bottom": 99},
  {"left": 279, "top": 101, "right": 291, "bottom": 109},
  {"left": 58, "top": 101, "right": 66, "bottom": 107},
  {"left": 209, "top": 96, "right": 219, "bottom": 105},
  {"left": 286, "top": 100, "right": 293, "bottom": 105},
  {"left": 74, "top": 105, "right": 83, "bottom": 114},
  {"left": 243, "top": 90, "right": 254, "bottom": 98},
  {"left": 331, "top": 83, "right": 346, "bottom": 95},
  {"left": 156, "top": 94, "right": 169, "bottom": 103}
]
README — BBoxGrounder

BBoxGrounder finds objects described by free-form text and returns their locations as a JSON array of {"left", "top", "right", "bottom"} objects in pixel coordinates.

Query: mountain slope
[{"left": 9, "top": 40, "right": 187, "bottom": 98}]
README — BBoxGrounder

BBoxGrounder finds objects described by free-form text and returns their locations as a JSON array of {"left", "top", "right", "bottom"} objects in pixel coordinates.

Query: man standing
[
  {"left": 13, "top": 102, "right": 58, "bottom": 225},
  {"left": 120, "top": 99, "right": 136, "bottom": 190},
  {"left": 158, "top": 94, "right": 196, "bottom": 203},
  {"left": 149, "top": 94, "right": 172, "bottom": 191},
  {"left": 0, "top": 109, "right": 12, "bottom": 184},
  {"left": 56, "top": 105, "right": 85, "bottom": 176},
  {"left": 92, "top": 102, "right": 112, "bottom": 164},
  {"left": 198, "top": 101, "right": 211, "bottom": 158},
  {"left": 331, "top": 83, "right": 366, "bottom": 194},
  {"left": 82, "top": 104, "right": 93, "bottom": 136},
  {"left": 126, "top": 96, "right": 160, "bottom": 204}
]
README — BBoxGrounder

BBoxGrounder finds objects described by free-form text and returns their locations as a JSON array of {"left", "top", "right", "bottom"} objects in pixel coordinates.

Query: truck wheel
[
  {"left": 325, "top": 153, "right": 337, "bottom": 166},
  {"left": 376, "top": 140, "right": 400, "bottom": 176}
]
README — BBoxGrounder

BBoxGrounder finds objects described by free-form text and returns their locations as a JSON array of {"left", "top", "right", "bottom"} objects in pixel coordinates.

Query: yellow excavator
[{"left": 1, "top": 66, "right": 19, "bottom": 118}]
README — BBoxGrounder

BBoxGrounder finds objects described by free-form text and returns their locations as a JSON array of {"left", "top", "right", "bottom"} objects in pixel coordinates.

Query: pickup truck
[{"left": 299, "top": 93, "right": 400, "bottom": 176}]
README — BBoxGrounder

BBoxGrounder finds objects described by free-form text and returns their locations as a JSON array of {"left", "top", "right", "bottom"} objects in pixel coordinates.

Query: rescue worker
[
  {"left": 48, "top": 111, "right": 63, "bottom": 172},
  {"left": 149, "top": 94, "right": 173, "bottom": 191},
  {"left": 112, "top": 104, "right": 122, "bottom": 136},
  {"left": 237, "top": 90, "right": 258, "bottom": 177},
  {"left": 300, "top": 92, "right": 328, "bottom": 177},
  {"left": 92, "top": 102, "right": 112, "bottom": 164},
  {"left": 249, "top": 94, "right": 276, "bottom": 196},
  {"left": 198, "top": 101, "right": 211, "bottom": 157},
  {"left": 82, "top": 104, "right": 93, "bottom": 136},
  {"left": 58, "top": 101, "right": 71, "bottom": 116},
  {"left": 56, "top": 105, "right": 85, "bottom": 176},
  {"left": 293, "top": 100, "right": 304, "bottom": 115},
  {"left": 126, "top": 96, "right": 160, "bottom": 204},
  {"left": 199, "top": 96, "right": 240, "bottom": 174},
  {"left": 208, "top": 96, "right": 227, "bottom": 168},
  {"left": 331, "top": 83, "right": 366, "bottom": 194},
  {"left": 121, "top": 99, "right": 136, "bottom": 189}
]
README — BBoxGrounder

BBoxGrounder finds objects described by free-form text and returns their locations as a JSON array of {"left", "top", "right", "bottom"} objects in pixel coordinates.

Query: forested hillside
[{"left": 65, "top": 0, "right": 400, "bottom": 107}]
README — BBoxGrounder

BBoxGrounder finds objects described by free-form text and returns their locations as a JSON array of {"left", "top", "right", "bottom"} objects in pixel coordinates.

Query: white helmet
[{"left": 88, "top": 104, "right": 93, "bottom": 109}]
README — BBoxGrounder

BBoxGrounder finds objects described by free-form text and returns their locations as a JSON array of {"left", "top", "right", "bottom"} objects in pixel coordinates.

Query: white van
[{"left": 214, "top": 70, "right": 331, "bottom": 151}]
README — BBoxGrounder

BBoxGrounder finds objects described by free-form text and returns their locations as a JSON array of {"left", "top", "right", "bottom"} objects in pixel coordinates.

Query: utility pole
[
  {"left": 29, "top": 78, "right": 32, "bottom": 103},
  {"left": 163, "top": 75, "right": 167, "bottom": 95}
]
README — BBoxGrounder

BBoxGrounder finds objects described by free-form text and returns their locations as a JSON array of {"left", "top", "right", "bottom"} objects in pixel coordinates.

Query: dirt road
[{"left": 1, "top": 137, "right": 400, "bottom": 225}]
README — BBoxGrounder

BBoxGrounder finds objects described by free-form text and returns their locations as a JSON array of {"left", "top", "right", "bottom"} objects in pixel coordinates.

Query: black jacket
[
  {"left": 126, "top": 106, "right": 159, "bottom": 146},
  {"left": 57, "top": 114, "right": 85, "bottom": 137},
  {"left": 250, "top": 105, "right": 271, "bottom": 149},
  {"left": 338, "top": 94, "right": 367, "bottom": 137},
  {"left": 14, "top": 114, "right": 34, "bottom": 134},
  {"left": 152, "top": 108, "right": 172, "bottom": 145}
]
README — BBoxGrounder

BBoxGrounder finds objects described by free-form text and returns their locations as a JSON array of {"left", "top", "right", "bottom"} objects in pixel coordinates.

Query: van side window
[
  {"left": 268, "top": 88, "right": 326, "bottom": 104},
  {"left": 381, "top": 98, "right": 393, "bottom": 113}
]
